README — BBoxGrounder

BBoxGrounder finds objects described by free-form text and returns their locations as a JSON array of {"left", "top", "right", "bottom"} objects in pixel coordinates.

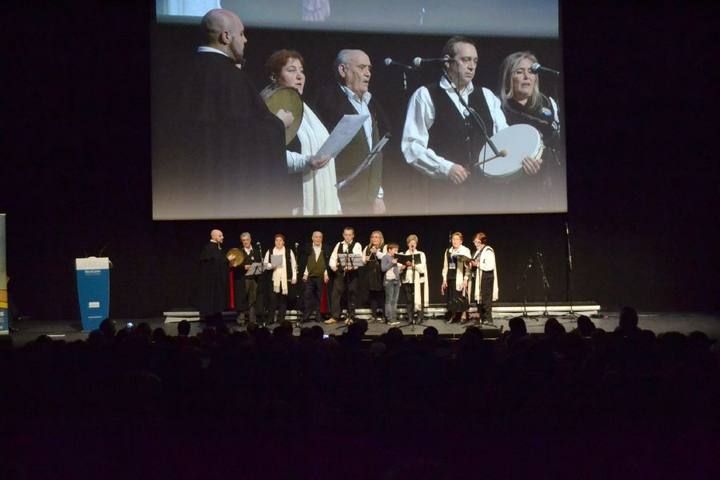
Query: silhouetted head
[
  {"left": 177, "top": 320, "right": 191, "bottom": 337},
  {"left": 576, "top": 315, "right": 596, "bottom": 337},
  {"left": 508, "top": 316, "right": 527, "bottom": 336},
  {"left": 543, "top": 317, "right": 565, "bottom": 337},
  {"left": 618, "top": 306, "right": 639, "bottom": 333},
  {"left": 423, "top": 326, "right": 439, "bottom": 339},
  {"left": 99, "top": 318, "right": 116, "bottom": 338}
]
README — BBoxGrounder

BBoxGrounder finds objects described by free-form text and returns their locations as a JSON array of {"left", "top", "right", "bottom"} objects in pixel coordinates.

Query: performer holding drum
[
  {"left": 497, "top": 51, "right": 564, "bottom": 208},
  {"left": 401, "top": 35, "right": 542, "bottom": 214},
  {"left": 499, "top": 51, "right": 561, "bottom": 159}
]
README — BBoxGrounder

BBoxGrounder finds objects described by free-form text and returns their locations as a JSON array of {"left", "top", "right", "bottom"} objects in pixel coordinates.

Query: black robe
[
  {"left": 154, "top": 51, "right": 300, "bottom": 219},
  {"left": 197, "top": 241, "right": 228, "bottom": 316}
]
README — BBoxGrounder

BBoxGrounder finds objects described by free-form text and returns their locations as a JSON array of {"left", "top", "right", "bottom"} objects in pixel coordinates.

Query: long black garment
[
  {"left": 197, "top": 241, "right": 228, "bottom": 317},
  {"left": 155, "top": 51, "right": 299, "bottom": 218}
]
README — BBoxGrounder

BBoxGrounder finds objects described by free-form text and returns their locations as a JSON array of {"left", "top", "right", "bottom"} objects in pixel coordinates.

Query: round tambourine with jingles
[
  {"left": 475, "top": 124, "right": 545, "bottom": 181},
  {"left": 226, "top": 248, "right": 245, "bottom": 268},
  {"left": 260, "top": 85, "right": 304, "bottom": 145}
]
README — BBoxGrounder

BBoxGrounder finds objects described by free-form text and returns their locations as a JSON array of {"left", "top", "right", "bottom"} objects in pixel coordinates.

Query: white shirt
[
  {"left": 340, "top": 85, "right": 373, "bottom": 149},
  {"left": 474, "top": 246, "right": 496, "bottom": 271},
  {"left": 401, "top": 77, "right": 508, "bottom": 180},
  {"left": 340, "top": 86, "right": 384, "bottom": 200},
  {"left": 329, "top": 241, "right": 364, "bottom": 271},
  {"left": 196, "top": 46, "right": 230, "bottom": 58}
]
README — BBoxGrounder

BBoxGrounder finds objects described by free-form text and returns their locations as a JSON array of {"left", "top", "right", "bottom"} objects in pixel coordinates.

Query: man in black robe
[
  {"left": 153, "top": 8, "right": 298, "bottom": 219},
  {"left": 198, "top": 229, "right": 229, "bottom": 324}
]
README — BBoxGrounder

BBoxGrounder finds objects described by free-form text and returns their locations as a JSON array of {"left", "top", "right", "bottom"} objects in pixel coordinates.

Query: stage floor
[{"left": 5, "top": 311, "right": 720, "bottom": 347}]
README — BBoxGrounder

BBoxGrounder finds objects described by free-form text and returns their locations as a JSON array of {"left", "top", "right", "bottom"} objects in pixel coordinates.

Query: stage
[{"left": 6, "top": 310, "right": 720, "bottom": 347}]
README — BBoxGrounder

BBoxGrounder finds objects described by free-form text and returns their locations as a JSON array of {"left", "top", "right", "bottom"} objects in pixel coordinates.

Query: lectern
[{"left": 75, "top": 257, "right": 110, "bottom": 331}]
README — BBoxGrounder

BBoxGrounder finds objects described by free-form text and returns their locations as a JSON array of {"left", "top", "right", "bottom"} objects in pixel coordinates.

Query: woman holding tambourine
[
  {"left": 498, "top": 51, "right": 562, "bottom": 184},
  {"left": 441, "top": 232, "right": 472, "bottom": 323},
  {"left": 262, "top": 49, "right": 342, "bottom": 216}
]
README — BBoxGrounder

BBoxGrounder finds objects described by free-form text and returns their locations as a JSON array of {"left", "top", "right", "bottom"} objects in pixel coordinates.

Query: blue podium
[{"left": 75, "top": 257, "right": 110, "bottom": 331}]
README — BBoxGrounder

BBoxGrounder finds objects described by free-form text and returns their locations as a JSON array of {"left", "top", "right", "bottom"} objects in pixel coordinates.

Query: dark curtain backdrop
[{"left": 2, "top": 0, "right": 718, "bottom": 321}]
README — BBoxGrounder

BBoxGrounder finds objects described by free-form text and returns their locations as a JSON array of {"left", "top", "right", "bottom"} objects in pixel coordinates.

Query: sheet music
[
  {"left": 245, "top": 262, "right": 263, "bottom": 276},
  {"left": 315, "top": 114, "right": 369, "bottom": 159},
  {"left": 338, "top": 253, "right": 364, "bottom": 268},
  {"left": 336, "top": 133, "right": 390, "bottom": 190},
  {"left": 270, "top": 255, "right": 284, "bottom": 268}
]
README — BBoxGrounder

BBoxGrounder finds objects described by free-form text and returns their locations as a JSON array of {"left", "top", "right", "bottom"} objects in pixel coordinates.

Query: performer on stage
[
  {"left": 262, "top": 49, "right": 342, "bottom": 216},
  {"left": 469, "top": 232, "right": 499, "bottom": 325},
  {"left": 263, "top": 234, "right": 298, "bottom": 324},
  {"left": 314, "top": 49, "right": 389, "bottom": 215},
  {"left": 233, "top": 232, "right": 263, "bottom": 324},
  {"left": 198, "top": 229, "right": 228, "bottom": 323},
  {"left": 362, "top": 230, "right": 387, "bottom": 322},
  {"left": 401, "top": 234, "right": 429, "bottom": 324},
  {"left": 154, "top": 8, "right": 295, "bottom": 219},
  {"left": 327, "top": 227, "right": 363, "bottom": 325},
  {"left": 499, "top": 51, "right": 564, "bottom": 208},
  {"left": 499, "top": 51, "right": 561, "bottom": 156},
  {"left": 401, "top": 36, "right": 542, "bottom": 214},
  {"left": 441, "top": 232, "right": 472, "bottom": 323},
  {"left": 300, "top": 231, "right": 331, "bottom": 323},
  {"left": 381, "top": 243, "right": 404, "bottom": 326}
]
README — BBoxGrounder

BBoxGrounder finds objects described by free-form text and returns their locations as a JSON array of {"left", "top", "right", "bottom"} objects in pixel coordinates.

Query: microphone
[
  {"left": 384, "top": 57, "right": 414, "bottom": 70},
  {"left": 530, "top": 63, "right": 560, "bottom": 76},
  {"left": 412, "top": 56, "right": 453, "bottom": 68}
]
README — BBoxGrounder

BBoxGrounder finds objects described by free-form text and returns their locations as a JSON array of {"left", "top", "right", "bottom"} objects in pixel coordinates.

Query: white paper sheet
[{"left": 315, "top": 114, "right": 369, "bottom": 159}]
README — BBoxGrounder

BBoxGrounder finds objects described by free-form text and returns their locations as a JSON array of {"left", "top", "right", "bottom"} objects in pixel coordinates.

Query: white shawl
[
  {"left": 471, "top": 246, "right": 499, "bottom": 302},
  {"left": 286, "top": 103, "right": 342, "bottom": 216},
  {"left": 442, "top": 245, "right": 472, "bottom": 292},
  {"left": 264, "top": 247, "right": 297, "bottom": 295},
  {"left": 401, "top": 249, "right": 429, "bottom": 308}
]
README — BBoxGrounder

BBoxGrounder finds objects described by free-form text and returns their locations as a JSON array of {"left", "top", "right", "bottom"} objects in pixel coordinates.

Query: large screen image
[{"left": 152, "top": 0, "right": 565, "bottom": 219}]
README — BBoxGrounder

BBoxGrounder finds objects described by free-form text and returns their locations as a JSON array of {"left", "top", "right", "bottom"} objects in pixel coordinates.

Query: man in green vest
[{"left": 300, "top": 231, "right": 330, "bottom": 323}]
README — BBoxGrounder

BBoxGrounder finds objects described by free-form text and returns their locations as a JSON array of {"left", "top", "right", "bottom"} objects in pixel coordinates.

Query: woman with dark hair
[
  {"left": 441, "top": 232, "right": 472, "bottom": 323},
  {"left": 263, "top": 49, "right": 342, "bottom": 216},
  {"left": 263, "top": 234, "right": 298, "bottom": 323},
  {"left": 468, "top": 232, "right": 498, "bottom": 325}
]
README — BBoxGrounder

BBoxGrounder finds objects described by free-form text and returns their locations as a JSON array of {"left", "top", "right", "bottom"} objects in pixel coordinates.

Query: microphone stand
[
  {"left": 516, "top": 256, "right": 533, "bottom": 319},
  {"left": 440, "top": 68, "right": 500, "bottom": 173},
  {"left": 255, "top": 241, "right": 267, "bottom": 326},
  {"left": 293, "top": 242, "right": 301, "bottom": 327},
  {"left": 400, "top": 249, "right": 418, "bottom": 330},
  {"left": 536, "top": 252, "right": 551, "bottom": 317},
  {"left": 335, "top": 245, "right": 354, "bottom": 330},
  {"left": 565, "top": 221, "right": 575, "bottom": 317}
]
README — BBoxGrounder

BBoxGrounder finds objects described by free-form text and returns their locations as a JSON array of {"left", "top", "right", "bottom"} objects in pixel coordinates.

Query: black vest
[
  {"left": 336, "top": 241, "right": 359, "bottom": 255},
  {"left": 445, "top": 248, "right": 461, "bottom": 279},
  {"left": 427, "top": 82, "right": 495, "bottom": 169}
]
